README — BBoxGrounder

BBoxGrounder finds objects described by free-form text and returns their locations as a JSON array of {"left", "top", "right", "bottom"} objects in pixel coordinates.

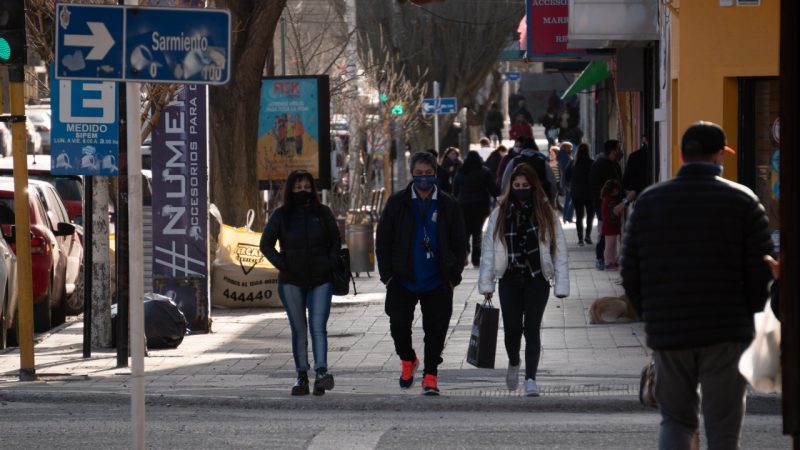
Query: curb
[{"left": 0, "top": 388, "right": 782, "bottom": 415}]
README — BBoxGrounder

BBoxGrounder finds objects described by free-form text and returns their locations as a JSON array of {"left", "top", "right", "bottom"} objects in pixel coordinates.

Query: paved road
[{"left": 0, "top": 400, "right": 789, "bottom": 449}]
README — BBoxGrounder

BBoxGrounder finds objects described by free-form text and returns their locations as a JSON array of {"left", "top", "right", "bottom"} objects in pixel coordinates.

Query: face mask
[
  {"left": 511, "top": 188, "right": 532, "bottom": 203},
  {"left": 292, "top": 191, "right": 312, "bottom": 205},
  {"left": 413, "top": 175, "right": 437, "bottom": 192}
]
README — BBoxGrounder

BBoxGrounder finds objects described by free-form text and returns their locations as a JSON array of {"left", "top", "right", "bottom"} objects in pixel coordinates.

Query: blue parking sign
[{"left": 50, "top": 66, "right": 120, "bottom": 176}]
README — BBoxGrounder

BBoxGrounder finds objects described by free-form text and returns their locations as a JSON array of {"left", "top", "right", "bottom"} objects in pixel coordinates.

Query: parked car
[
  {"left": 0, "top": 178, "right": 77, "bottom": 332},
  {"left": 26, "top": 109, "right": 51, "bottom": 154},
  {"left": 0, "top": 156, "right": 85, "bottom": 224},
  {"left": 0, "top": 235, "right": 18, "bottom": 348}
]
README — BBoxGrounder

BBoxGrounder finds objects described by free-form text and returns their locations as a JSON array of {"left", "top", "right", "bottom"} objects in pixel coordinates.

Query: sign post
[{"left": 54, "top": 4, "right": 231, "bottom": 448}]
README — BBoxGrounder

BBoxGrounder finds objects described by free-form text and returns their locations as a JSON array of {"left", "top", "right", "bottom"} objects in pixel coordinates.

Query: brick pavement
[{"left": 0, "top": 221, "right": 649, "bottom": 399}]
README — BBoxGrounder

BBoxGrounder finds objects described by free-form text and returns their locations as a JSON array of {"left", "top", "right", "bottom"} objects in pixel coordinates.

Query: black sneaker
[
  {"left": 291, "top": 372, "right": 309, "bottom": 396},
  {"left": 313, "top": 370, "right": 335, "bottom": 396},
  {"left": 584, "top": 236, "right": 593, "bottom": 245}
]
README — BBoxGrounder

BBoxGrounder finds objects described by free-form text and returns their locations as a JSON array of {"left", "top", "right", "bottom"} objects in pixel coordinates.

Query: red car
[
  {"left": 0, "top": 179, "right": 77, "bottom": 332},
  {"left": 0, "top": 156, "right": 84, "bottom": 224}
]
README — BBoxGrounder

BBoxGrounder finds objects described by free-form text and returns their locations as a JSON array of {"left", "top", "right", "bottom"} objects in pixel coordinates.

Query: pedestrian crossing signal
[{"left": 390, "top": 103, "right": 405, "bottom": 116}]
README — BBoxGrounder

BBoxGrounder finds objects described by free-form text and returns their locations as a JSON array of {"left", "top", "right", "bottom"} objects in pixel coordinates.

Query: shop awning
[{"left": 561, "top": 61, "right": 611, "bottom": 100}]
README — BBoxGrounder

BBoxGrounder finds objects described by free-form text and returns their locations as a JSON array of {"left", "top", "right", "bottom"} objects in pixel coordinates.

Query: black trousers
[
  {"left": 572, "top": 197, "right": 594, "bottom": 241},
  {"left": 461, "top": 204, "right": 490, "bottom": 267},
  {"left": 498, "top": 270, "right": 550, "bottom": 380},
  {"left": 385, "top": 282, "right": 453, "bottom": 376}
]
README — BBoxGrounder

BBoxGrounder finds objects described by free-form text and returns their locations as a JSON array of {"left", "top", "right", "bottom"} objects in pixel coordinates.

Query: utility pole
[
  {"left": 7, "top": 65, "right": 35, "bottom": 381},
  {"left": 433, "top": 81, "right": 440, "bottom": 155}
]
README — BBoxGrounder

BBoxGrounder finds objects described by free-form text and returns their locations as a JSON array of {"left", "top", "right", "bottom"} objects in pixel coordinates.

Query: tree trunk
[{"left": 209, "top": 1, "right": 287, "bottom": 227}]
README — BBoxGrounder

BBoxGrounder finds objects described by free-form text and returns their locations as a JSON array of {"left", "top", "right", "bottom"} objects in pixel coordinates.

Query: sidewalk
[{"left": 0, "top": 222, "right": 779, "bottom": 413}]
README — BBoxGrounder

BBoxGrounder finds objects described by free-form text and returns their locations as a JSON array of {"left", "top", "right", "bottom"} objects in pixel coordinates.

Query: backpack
[{"left": 514, "top": 153, "right": 552, "bottom": 198}]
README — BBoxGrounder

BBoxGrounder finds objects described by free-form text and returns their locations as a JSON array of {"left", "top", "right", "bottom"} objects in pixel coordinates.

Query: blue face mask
[{"left": 413, "top": 175, "right": 437, "bottom": 192}]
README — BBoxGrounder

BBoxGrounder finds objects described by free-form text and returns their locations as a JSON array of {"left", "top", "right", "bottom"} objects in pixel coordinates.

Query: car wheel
[
  {"left": 34, "top": 279, "right": 53, "bottom": 333},
  {"left": 52, "top": 292, "right": 67, "bottom": 327},
  {"left": 65, "top": 264, "right": 85, "bottom": 315}
]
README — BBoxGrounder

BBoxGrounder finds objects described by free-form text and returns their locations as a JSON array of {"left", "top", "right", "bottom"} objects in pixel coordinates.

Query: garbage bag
[{"left": 144, "top": 293, "right": 188, "bottom": 349}]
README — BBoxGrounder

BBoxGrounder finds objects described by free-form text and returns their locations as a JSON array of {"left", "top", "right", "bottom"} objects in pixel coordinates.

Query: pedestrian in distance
[
  {"left": 621, "top": 121, "right": 774, "bottom": 449},
  {"left": 259, "top": 170, "right": 340, "bottom": 396},
  {"left": 509, "top": 114, "right": 533, "bottom": 141},
  {"left": 599, "top": 179, "right": 623, "bottom": 271},
  {"left": 437, "top": 147, "right": 462, "bottom": 195},
  {"left": 588, "top": 139, "right": 622, "bottom": 270},
  {"left": 376, "top": 151, "right": 468, "bottom": 396},
  {"left": 555, "top": 142, "right": 574, "bottom": 223},
  {"left": 484, "top": 102, "right": 504, "bottom": 146},
  {"left": 476, "top": 137, "right": 493, "bottom": 162},
  {"left": 564, "top": 143, "right": 595, "bottom": 246},
  {"left": 478, "top": 163, "right": 569, "bottom": 396},
  {"left": 496, "top": 137, "right": 524, "bottom": 185},
  {"left": 453, "top": 150, "right": 501, "bottom": 268},
  {"left": 484, "top": 145, "right": 506, "bottom": 183}
]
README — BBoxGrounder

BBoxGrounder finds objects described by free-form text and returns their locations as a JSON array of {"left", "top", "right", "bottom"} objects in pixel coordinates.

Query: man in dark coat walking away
[
  {"left": 621, "top": 121, "right": 774, "bottom": 449},
  {"left": 453, "top": 150, "right": 500, "bottom": 267},
  {"left": 484, "top": 103, "right": 504, "bottom": 146},
  {"left": 376, "top": 151, "right": 468, "bottom": 396},
  {"left": 621, "top": 135, "right": 652, "bottom": 202},
  {"left": 588, "top": 140, "right": 622, "bottom": 269}
]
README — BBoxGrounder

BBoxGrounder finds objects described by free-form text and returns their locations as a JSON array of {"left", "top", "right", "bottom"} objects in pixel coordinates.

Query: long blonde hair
[{"left": 493, "top": 163, "right": 557, "bottom": 255}]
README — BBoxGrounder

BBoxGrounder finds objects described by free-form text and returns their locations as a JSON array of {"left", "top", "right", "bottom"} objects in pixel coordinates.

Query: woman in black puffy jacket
[{"left": 260, "top": 170, "right": 340, "bottom": 396}]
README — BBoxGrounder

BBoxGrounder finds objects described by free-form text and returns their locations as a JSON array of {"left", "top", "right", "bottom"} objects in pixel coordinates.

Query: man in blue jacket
[
  {"left": 376, "top": 151, "right": 468, "bottom": 396},
  {"left": 621, "top": 121, "right": 774, "bottom": 449}
]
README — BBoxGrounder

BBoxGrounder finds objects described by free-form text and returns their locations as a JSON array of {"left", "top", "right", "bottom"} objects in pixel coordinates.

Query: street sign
[
  {"left": 421, "top": 97, "right": 458, "bottom": 115},
  {"left": 501, "top": 72, "right": 522, "bottom": 82},
  {"left": 50, "top": 67, "right": 119, "bottom": 176},
  {"left": 55, "top": 4, "right": 124, "bottom": 80},
  {"left": 55, "top": 4, "right": 231, "bottom": 84}
]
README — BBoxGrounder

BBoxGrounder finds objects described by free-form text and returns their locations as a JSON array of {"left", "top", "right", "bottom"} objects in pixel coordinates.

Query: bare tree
[{"left": 355, "top": 0, "right": 524, "bottom": 147}]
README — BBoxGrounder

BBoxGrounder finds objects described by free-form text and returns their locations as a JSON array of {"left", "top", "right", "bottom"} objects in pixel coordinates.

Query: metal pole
[
  {"left": 8, "top": 66, "right": 35, "bottom": 381},
  {"left": 83, "top": 176, "right": 93, "bottom": 358},
  {"left": 126, "top": 79, "right": 145, "bottom": 450},
  {"left": 280, "top": 16, "right": 286, "bottom": 76},
  {"left": 116, "top": 86, "right": 129, "bottom": 369},
  {"left": 433, "top": 81, "right": 440, "bottom": 155}
]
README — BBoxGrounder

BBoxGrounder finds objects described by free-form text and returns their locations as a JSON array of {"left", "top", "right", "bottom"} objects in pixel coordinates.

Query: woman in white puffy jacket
[{"left": 478, "top": 163, "right": 569, "bottom": 397}]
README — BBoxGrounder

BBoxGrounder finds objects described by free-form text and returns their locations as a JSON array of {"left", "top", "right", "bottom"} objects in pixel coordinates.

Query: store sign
[{"left": 526, "top": 0, "right": 583, "bottom": 57}]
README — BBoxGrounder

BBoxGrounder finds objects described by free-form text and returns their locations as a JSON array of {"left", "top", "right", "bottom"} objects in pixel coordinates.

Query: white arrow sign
[
  {"left": 422, "top": 102, "right": 436, "bottom": 114},
  {"left": 64, "top": 22, "right": 115, "bottom": 61}
]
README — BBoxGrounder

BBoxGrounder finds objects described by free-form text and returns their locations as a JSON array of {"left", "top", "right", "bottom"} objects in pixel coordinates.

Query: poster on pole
[
  {"left": 257, "top": 76, "right": 331, "bottom": 190},
  {"left": 150, "top": 84, "right": 211, "bottom": 332}
]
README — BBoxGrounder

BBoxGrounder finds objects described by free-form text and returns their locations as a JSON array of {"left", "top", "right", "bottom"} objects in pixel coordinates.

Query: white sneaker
[
  {"left": 524, "top": 378, "right": 540, "bottom": 397},
  {"left": 506, "top": 363, "right": 520, "bottom": 390}
]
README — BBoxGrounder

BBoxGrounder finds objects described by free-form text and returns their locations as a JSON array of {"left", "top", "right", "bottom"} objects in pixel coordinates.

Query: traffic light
[
  {"left": 0, "top": 0, "right": 26, "bottom": 65},
  {"left": 390, "top": 102, "right": 405, "bottom": 116}
]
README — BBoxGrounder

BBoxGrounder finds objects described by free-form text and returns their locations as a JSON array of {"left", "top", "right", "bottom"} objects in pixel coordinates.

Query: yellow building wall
[{"left": 671, "top": 0, "right": 780, "bottom": 179}]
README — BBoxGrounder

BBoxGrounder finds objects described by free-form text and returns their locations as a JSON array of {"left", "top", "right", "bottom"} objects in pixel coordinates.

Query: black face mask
[
  {"left": 292, "top": 191, "right": 313, "bottom": 205},
  {"left": 511, "top": 188, "right": 533, "bottom": 203}
]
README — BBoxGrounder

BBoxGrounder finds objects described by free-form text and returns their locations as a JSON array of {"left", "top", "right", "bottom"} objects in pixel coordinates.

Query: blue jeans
[
  {"left": 563, "top": 188, "right": 574, "bottom": 221},
  {"left": 278, "top": 282, "right": 333, "bottom": 373}
]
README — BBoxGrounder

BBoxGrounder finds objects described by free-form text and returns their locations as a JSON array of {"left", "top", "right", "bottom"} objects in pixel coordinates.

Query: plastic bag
[
  {"left": 144, "top": 293, "right": 188, "bottom": 349},
  {"left": 738, "top": 299, "right": 782, "bottom": 394}
]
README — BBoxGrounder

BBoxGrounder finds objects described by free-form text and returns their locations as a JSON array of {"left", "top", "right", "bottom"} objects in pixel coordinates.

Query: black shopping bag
[{"left": 466, "top": 298, "right": 500, "bottom": 368}]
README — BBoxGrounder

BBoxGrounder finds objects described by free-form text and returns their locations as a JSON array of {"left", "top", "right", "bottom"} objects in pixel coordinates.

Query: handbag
[
  {"left": 320, "top": 213, "right": 356, "bottom": 296},
  {"left": 466, "top": 298, "right": 500, "bottom": 368},
  {"left": 639, "top": 358, "right": 658, "bottom": 408},
  {"left": 738, "top": 299, "right": 781, "bottom": 394},
  {"left": 331, "top": 247, "right": 355, "bottom": 296}
]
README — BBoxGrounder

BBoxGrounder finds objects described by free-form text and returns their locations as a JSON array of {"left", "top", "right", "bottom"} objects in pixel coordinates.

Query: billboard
[
  {"left": 257, "top": 76, "right": 331, "bottom": 189},
  {"left": 526, "top": 0, "right": 584, "bottom": 58}
]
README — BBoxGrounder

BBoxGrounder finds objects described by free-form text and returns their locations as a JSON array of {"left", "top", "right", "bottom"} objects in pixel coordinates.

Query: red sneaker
[
  {"left": 399, "top": 357, "right": 419, "bottom": 389},
  {"left": 421, "top": 374, "right": 440, "bottom": 396}
]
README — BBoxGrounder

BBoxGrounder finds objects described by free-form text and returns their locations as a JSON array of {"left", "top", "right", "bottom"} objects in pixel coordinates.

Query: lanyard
[{"left": 416, "top": 197, "right": 432, "bottom": 240}]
